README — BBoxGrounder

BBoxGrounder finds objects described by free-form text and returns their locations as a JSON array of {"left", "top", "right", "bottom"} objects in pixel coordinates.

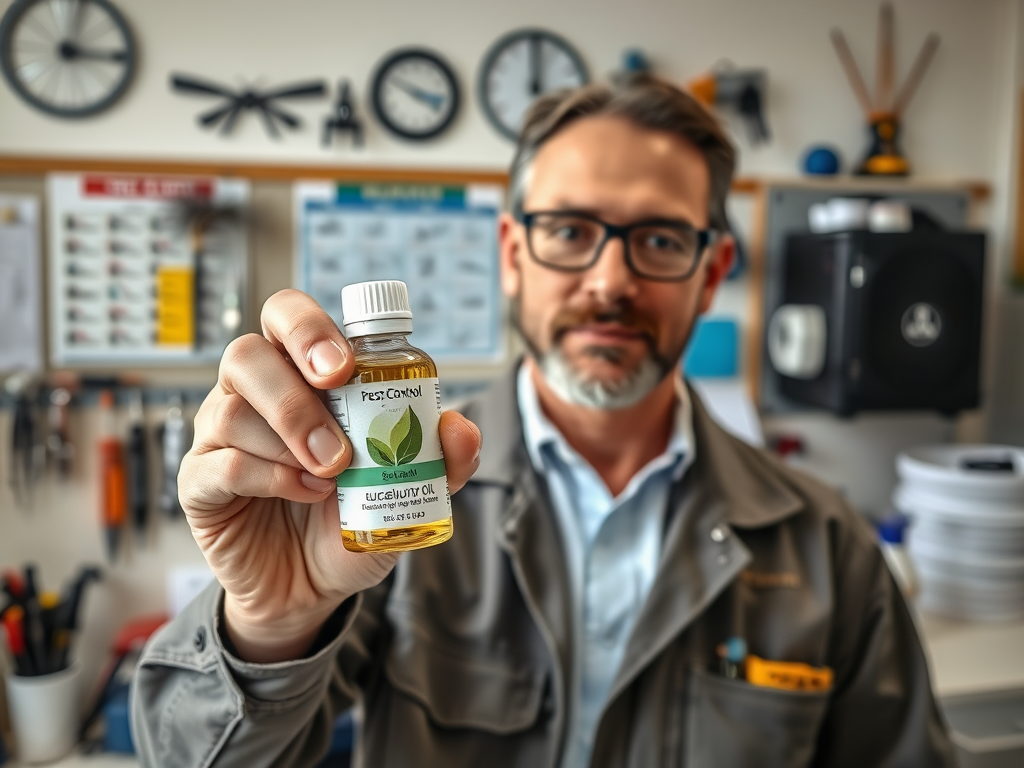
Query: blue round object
[{"left": 802, "top": 145, "right": 841, "bottom": 175}]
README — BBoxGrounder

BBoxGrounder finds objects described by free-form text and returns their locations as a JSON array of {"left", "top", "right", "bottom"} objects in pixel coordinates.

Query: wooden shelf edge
[
  {"left": 750, "top": 174, "right": 991, "bottom": 200},
  {"left": 0, "top": 154, "right": 770, "bottom": 194},
  {"left": 0, "top": 155, "right": 511, "bottom": 185}
]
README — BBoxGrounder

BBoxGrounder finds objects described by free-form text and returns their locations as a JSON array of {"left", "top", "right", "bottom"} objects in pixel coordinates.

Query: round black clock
[
  {"left": 0, "top": 0, "right": 136, "bottom": 118},
  {"left": 370, "top": 47, "right": 460, "bottom": 141},
  {"left": 478, "top": 28, "right": 589, "bottom": 141}
]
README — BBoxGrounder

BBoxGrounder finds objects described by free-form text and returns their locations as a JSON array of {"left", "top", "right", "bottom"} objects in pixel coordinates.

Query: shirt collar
[{"left": 516, "top": 362, "right": 695, "bottom": 484}]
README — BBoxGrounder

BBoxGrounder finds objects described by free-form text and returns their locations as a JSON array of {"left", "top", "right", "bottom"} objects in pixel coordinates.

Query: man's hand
[{"left": 179, "top": 290, "right": 482, "bottom": 663}]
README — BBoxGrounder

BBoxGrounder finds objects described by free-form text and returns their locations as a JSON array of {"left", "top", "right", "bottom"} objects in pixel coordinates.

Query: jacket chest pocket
[
  {"left": 684, "top": 667, "right": 829, "bottom": 768},
  {"left": 384, "top": 619, "right": 548, "bottom": 735}
]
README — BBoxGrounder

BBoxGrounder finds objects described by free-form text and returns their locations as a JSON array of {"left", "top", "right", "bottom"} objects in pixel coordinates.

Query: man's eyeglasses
[{"left": 516, "top": 210, "right": 715, "bottom": 282}]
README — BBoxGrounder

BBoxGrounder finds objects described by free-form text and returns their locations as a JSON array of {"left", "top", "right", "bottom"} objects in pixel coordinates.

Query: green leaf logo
[{"left": 366, "top": 406, "right": 423, "bottom": 467}]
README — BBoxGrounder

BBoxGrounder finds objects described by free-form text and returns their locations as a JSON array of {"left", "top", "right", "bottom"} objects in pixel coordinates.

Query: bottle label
[{"left": 328, "top": 378, "right": 451, "bottom": 531}]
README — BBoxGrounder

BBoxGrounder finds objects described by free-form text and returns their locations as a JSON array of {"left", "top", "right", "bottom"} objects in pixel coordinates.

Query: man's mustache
[{"left": 550, "top": 303, "right": 660, "bottom": 345}]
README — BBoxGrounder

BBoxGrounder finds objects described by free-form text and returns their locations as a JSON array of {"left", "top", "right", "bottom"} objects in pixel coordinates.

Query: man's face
[{"left": 499, "top": 115, "right": 734, "bottom": 408}]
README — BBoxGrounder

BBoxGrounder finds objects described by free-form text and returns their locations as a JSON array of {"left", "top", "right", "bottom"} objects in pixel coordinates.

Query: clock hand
[
  {"left": 390, "top": 76, "right": 445, "bottom": 112},
  {"left": 59, "top": 43, "right": 128, "bottom": 62},
  {"left": 529, "top": 33, "right": 542, "bottom": 96}
]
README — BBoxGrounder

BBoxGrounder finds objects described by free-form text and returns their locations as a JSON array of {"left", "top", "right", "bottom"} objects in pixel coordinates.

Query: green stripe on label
[{"left": 336, "top": 459, "right": 447, "bottom": 488}]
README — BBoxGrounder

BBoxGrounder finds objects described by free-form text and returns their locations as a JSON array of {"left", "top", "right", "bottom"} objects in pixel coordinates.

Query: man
[{"left": 132, "top": 76, "right": 955, "bottom": 767}]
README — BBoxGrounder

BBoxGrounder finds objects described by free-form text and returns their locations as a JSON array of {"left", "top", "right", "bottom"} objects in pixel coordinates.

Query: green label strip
[{"left": 336, "top": 459, "right": 447, "bottom": 488}]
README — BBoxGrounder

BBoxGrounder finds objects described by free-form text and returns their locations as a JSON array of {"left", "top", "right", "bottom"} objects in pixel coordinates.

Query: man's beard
[{"left": 513, "top": 299, "right": 678, "bottom": 410}]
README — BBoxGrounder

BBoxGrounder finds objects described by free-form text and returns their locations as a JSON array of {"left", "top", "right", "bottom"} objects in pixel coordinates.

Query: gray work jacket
[{"left": 131, "top": 370, "right": 956, "bottom": 768}]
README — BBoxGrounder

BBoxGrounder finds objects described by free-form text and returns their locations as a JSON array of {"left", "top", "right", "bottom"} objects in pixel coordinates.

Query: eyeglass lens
[{"left": 527, "top": 213, "right": 700, "bottom": 279}]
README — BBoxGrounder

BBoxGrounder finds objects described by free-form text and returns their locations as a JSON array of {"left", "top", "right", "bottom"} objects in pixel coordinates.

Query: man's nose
[{"left": 580, "top": 235, "right": 639, "bottom": 303}]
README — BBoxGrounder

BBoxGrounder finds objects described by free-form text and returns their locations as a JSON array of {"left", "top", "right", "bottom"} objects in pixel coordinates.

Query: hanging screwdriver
[
  {"left": 47, "top": 387, "right": 75, "bottom": 480},
  {"left": 159, "top": 393, "right": 190, "bottom": 519},
  {"left": 97, "top": 390, "right": 126, "bottom": 562},
  {"left": 127, "top": 389, "right": 149, "bottom": 545}
]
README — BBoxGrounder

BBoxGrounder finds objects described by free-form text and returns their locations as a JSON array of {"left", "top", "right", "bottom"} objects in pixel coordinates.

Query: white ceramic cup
[{"left": 4, "top": 663, "right": 82, "bottom": 764}]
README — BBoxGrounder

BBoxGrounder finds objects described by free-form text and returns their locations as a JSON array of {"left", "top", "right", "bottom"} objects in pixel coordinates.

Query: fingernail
[
  {"left": 301, "top": 471, "right": 335, "bottom": 493},
  {"left": 308, "top": 426, "right": 344, "bottom": 467},
  {"left": 309, "top": 340, "right": 346, "bottom": 377}
]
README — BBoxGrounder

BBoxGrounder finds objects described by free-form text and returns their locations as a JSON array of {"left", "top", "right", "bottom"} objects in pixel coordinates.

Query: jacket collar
[{"left": 688, "top": 390, "right": 805, "bottom": 529}]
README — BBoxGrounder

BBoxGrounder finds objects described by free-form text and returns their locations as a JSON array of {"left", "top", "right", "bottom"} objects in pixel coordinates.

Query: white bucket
[{"left": 897, "top": 446, "right": 1024, "bottom": 503}]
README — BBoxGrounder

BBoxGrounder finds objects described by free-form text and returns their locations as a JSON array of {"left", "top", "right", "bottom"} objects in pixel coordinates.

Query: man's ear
[
  {"left": 498, "top": 212, "right": 523, "bottom": 299},
  {"left": 697, "top": 234, "right": 735, "bottom": 315}
]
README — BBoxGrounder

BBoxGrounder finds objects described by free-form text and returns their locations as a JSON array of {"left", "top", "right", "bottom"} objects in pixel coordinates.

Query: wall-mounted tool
[
  {"left": 46, "top": 387, "right": 74, "bottom": 480},
  {"left": 323, "top": 80, "right": 363, "bottom": 148},
  {"left": 97, "top": 390, "right": 126, "bottom": 562},
  {"left": 170, "top": 74, "right": 327, "bottom": 138},
  {"left": 688, "top": 65, "right": 770, "bottom": 144},
  {"left": 159, "top": 394, "right": 190, "bottom": 519},
  {"left": 830, "top": 2, "right": 939, "bottom": 175},
  {"left": 6, "top": 373, "right": 42, "bottom": 511},
  {"left": 126, "top": 390, "right": 149, "bottom": 545}
]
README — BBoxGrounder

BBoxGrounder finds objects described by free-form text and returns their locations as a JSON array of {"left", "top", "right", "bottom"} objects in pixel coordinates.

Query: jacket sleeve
[
  {"left": 811, "top": 518, "right": 957, "bottom": 768},
  {"left": 130, "top": 577, "right": 392, "bottom": 768}
]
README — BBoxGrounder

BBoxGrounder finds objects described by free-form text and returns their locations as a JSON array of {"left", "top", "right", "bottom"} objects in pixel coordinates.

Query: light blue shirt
[{"left": 516, "top": 365, "right": 695, "bottom": 768}]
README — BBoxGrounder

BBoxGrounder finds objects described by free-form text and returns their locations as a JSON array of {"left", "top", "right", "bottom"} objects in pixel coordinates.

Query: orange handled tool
[
  {"left": 98, "top": 390, "right": 126, "bottom": 562},
  {"left": 2, "top": 604, "right": 33, "bottom": 675}
]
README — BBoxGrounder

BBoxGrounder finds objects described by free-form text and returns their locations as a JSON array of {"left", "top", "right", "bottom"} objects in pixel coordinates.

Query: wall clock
[
  {"left": 370, "top": 47, "right": 460, "bottom": 141},
  {"left": 0, "top": 0, "right": 136, "bottom": 117},
  {"left": 478, "top": 28, "right": 588, "bottom": 141}
]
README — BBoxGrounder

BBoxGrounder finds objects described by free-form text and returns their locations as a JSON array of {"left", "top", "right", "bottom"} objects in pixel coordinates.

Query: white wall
[
  {"left": 2, "top": 0, "right": 1023, "bottom": 700},
  {"left": 0, "top": 0, "right": 1010, "bottom": 180}
]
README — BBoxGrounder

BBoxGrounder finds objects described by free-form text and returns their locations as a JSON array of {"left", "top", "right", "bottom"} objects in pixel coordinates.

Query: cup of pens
[{"left": 2, "top": 565, "right": 100, "bottom": 764}]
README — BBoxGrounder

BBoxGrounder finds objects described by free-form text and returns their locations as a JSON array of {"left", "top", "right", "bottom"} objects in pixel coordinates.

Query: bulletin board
[
  {"left": 294, "top": 180, "right": 506, "bottom": 362},
  {"left": 47, "top": 172, "right": 249, "bottom": 366}
]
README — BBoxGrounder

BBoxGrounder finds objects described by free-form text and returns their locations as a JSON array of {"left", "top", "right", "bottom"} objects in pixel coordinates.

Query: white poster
[
  {"left": 48, "top": 173, "right": 249, "bottom": 366},
  {"left": 0, "top": 195, "right": 42, "bottom": 374},
  {"left": 294, "top": 181, "right": 505, "bottom": 362}
]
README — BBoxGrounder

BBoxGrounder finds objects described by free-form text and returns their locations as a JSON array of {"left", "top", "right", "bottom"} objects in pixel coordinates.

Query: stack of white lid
[{"left": 894, "top": 445, "right": 1024, "bottom": 621}]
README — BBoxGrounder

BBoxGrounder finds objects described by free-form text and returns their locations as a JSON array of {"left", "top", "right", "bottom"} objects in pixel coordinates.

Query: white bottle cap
[{"left": 341, "top": 280, "right": 413, "bottom": 338}]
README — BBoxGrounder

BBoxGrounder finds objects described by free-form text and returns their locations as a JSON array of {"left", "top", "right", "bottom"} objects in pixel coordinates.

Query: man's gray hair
[{"left": 507, "top": 74, "right": 736, "bottom": 233}]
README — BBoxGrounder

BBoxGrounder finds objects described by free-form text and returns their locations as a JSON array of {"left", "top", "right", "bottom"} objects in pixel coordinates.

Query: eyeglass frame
[{"left": 515, "top": 209, "right": 717, "bottom": 282}]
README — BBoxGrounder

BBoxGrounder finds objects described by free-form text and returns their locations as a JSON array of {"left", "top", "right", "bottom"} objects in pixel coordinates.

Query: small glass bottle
[{"left": 329, "top": 280, "right": 453, "bottom": 553}]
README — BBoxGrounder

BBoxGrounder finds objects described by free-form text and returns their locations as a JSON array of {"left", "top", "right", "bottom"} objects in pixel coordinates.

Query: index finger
[{"left": 261, "top": 289, "right": 354, "bottom": 390}]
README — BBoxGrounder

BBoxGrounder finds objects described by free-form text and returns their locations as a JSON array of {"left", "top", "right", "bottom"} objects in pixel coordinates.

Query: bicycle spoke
[
  {"left": 41, "top": 60, "right": 63, "bottom": 101},
  {"left": 18, "top": 57, "right": 56, "bottom": 85},
  {"left": 80, "top": 16, "right": 115, "bottom": 44},
  {"left": 46, "top": 0, "right": 70, "bottom": 41},
  {"left": 23, "top": 12, "right": 60, "bottom": 45}
]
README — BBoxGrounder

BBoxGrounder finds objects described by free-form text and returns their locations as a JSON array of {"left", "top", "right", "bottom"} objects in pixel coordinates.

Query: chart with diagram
[
  {"left": 47, "top": 173, "right": 249, "bottom": 366},
  {"left": 294, "top": 182, "right": 504, "bottom": 362}
]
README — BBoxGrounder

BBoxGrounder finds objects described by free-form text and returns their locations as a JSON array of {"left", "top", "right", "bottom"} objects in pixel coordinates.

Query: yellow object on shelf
[{"left": 156, "top": 265, "right": 194, "bottom": 346}]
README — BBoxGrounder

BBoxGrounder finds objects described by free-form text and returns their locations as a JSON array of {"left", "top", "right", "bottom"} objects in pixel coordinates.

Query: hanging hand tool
[
  {"left": 6, "top": 374, "right": 42, "bottom": 511},
  {"left": 159, "top": 393, "right": 190, "bottom": 519},
  {"left": 46, "top": 387, "right": 75, "bottom": 480},
  {"left": 688, "top": 66, "right": 771, "bottom": 145},
  {"left": 97, "top": 390, "right": 126, "bottom": 562},
  {"left": 127, "top": 390, "right": 149, "bottom": 545}
]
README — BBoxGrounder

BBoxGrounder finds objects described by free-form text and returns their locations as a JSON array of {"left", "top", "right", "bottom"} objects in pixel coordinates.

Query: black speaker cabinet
[{"left": 772, "top": 230, "right": 985, "bottom": 416}]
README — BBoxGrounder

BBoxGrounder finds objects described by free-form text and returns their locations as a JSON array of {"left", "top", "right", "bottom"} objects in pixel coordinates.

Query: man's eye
[
  {"left": 555, "top": 226, "right": 581, "bottom": 240},
  {"left": 644, "top": 233, "right": 684, "bottom": 251}
]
